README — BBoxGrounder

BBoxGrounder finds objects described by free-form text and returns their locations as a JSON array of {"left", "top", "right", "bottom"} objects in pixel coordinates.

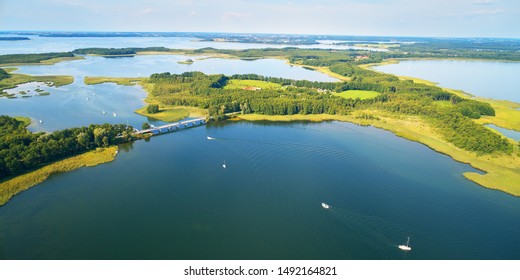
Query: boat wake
[{"left": 323, "top": 205, "right": 412, "bottom": 258}]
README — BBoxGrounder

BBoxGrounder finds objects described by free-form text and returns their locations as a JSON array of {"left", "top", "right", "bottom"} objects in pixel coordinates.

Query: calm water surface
[
  {"left": 14, "top": 55, "right": 338, "bottom": 82},
  {"left": 0, "top": 121, "right": 519, "bottom": 259},
  {"left": 1, "top": 40, "right": 520, "bottom": 260},
  {"left": 2, "top": 55, "right": 336, "bottom": 132},
  {"left": 375, "top": 60, "right": 520, "bottom": 102},
  {"left": 0, "top": 81, "right": 161, "bottom": 132},
  {"left": 0, "top": 35, "right": 385, "bottom": 55},
  {"left": 486, "top": 124, "right": 520, "bottom": 142}
]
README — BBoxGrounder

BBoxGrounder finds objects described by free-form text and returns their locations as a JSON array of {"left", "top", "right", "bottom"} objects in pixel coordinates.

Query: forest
[
  {"left": 0, "top": 52, "right": 74, "bottom": 64},
  {"left": 0, "top": 116, "right": 134, "bottom": 179},
  {"left": 0, "top": 68, "right": 9, "bottom": 80},
  {"left": 144, "top": 69, "right": 511, "bottom": 155},
  {"left": 72, "top": 47, "right": 171, "bottom": 56}
]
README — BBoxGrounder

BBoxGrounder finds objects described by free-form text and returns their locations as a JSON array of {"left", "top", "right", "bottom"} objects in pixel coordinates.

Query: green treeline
[
  {"left": 0, "top": 115, "right": 134, "bottom": 179},
  {"left": 73, "top": 47, "right": 171, "bottom": 56},
  {"left": 0, "top": 52, "right": 74, "bottom": 64},
  {"left": 145, "top": 70, "right": 511, "bottom": 155},
  {"left": 0, "top": 68, "right": 9, "bottom": 80},
  {"left": 148, "top": 72, "right": 355, "bottom": 120}
]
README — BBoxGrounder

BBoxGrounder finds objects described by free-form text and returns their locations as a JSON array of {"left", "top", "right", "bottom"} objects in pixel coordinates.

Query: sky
[{"left": 0, "top": 0, "right": 519, "bottom": 38}]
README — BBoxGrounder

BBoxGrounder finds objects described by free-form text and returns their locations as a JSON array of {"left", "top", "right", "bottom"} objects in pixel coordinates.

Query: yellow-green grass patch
[
  {"left": 473, "top": 98, "right": 520, "bottom": 132},
  {"left": 232, "top": 113, "right": 346, "bottom": 122},
  {"left": 235, "top": 110, "right": 520, "bottom": 196},
  {"left": 346, "top": 110, "right": 520, "bottom": 197},
  {"left": 84, "top": 76, "right": 145, "bottom": 86},
  {"left": 0, "top": 146, "right": 118, "bottom": 206},
  {"left": 14, "top": 116, "right": 31, "bottom": 127},
  {"left": 135, "top": 105, "right": 208, "bottom": 123},
  {"left": 334, "top": 90, "right": 380, "bottom": 100},
  {"left": 0, "top": 73, "right": 74, "bottom": 92},
  {"left": 393, "top": 73, "right": 520, "bottom": 131},
  {"left": 224, "top": 79, "right": 282, "bottom": 90}
]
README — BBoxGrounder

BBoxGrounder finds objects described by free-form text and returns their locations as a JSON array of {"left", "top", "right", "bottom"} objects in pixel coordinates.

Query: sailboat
[{"left": 398, "top": 237, "right": 412, "bottom": 251}]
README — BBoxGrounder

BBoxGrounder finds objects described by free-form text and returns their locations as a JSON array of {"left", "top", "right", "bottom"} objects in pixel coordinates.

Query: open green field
[
  {"left": 473, "top": 98, "right": 520, "bottom": 131},
  {"left": 334, "top": 90, "right": 381, "bottom": 100},
  {"left": 84, "top": 76, "right": 145, "bottom": 86},
  {"left": 0, "top": 146, "right": 118, "bottom": 206},
  {"left": 14, "top": 116, "right": 31, "bottom": 127},
  {"left": 135, "top": 105, "right": 208, "bottom": 123},
  {"left": 224, "top": 79, "right": 282, "bottom": 90},
  {"left": 1, "top": 73, "right": 74, "bottom": 97},
  {"left": 395, "top": 71, "right": 520, "bottom": 132}
]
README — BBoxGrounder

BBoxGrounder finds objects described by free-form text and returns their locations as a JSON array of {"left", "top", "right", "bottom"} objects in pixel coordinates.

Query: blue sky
[{"left": 1, "top": 0, "right": 518, "bottom": 38}]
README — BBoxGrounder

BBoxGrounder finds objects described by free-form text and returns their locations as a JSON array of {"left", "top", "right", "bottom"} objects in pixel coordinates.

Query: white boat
[
  {"left": 102, "top": 111, "right": 106, "bottom": 114},
  {"left": 321, "top": 202, "right": 330, "bottom": 209},
  {"left": 85, "top": 97, "right": 89, "bottom": 101},
  {"left": 398, "top": 237, "right": 412, "bottom": 251},
  {"left": 39, "top": 119, "right": 43, "bottom": 124},
  {"left": 113, "top": 112, "right": 117, "bottom": 117},
  {"left": 222, "top": 162, "right": 227, "bottom": 169},
  {"left": 207, "top": 136, "right": 215, "bottom": 140}
]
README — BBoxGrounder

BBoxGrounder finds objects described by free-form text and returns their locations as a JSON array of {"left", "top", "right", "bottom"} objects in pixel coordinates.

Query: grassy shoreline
[
  {"left": 1, "top": 72, "right": 74, "bottom": 97},
  {"left": 0, "top": 56, "right": 82, "bottom": 67},
  {"left": 84, "top": 76, "right": 145, "bottom": 86},
  {"left": 89, "top": 59, "right": 520, "bottom": 196},
  {"left": 234, "top": 112, "right": 520, "bottom": 197},
  {"left": 364, "top": 59, "right": 520, "bottom": 132},
  {"left": 135, "top": 105, "right": 208, "bottom": 123},
  {"left": 0, "top": 146, "right": 118, "bottom": 206},
  {"left": 6, "top": 55, "right": 514, "bottom": 199}
]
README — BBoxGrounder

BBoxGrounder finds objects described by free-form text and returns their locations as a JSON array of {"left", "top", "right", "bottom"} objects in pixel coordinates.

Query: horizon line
[{"left": 1, "top": 30, "right": 519, "bottom": 40}]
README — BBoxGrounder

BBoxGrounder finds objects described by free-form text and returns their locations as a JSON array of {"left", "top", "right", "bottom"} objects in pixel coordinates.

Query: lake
[
  {"left": 0, "top": 81, "right": 160, "bottom": 132},
  {"left": 1, "top": 121, "right": 519, "bottom": 259},
  {"left": 0, "top": 35, "right": 386, "bottom": 55},
  {"left": 374, "top": 60, "right": 520, "bottom": 103},
  {"left": 1, "top": 40, "right": 520, "bottom": 260},
  {"left": 486, "top": 124, "right": 520, "bottom": 142},
  {"left": 2, "top": 55, "right": 336, "bottom": 132},
  {"left": 14, "top": 55, "right": 339, "bottom": 81}
]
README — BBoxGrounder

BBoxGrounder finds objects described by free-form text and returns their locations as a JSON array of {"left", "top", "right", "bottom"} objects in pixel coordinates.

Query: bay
[
  {"left": 0, "top": 121, "right": 519, "bottom": 260},
  {"left": 374, "top": 60, "right": 520, "bottom": 103}
]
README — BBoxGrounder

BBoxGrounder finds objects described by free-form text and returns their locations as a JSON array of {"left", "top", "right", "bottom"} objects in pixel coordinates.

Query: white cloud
[
  {"left": 222, "top": 12, "right": 252, "bottom": 19},
  {"left": 141, "top": 7, "right": 153, "bottom": 14},
  {"left": 473, "top": 0, "right": 494, "bottom": 5},
  {"left": 468, "top": 8, "right": 504, "bottom": 15}
]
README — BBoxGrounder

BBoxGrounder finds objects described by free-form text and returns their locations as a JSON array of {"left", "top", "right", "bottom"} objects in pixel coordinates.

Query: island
[{"left": 1, "top": 39, "right": 519, "bottom": 207}]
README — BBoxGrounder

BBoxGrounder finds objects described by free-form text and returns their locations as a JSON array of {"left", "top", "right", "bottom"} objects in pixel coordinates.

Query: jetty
[{"left": 135, "top": 117, "right": 206, "bottom": 136}]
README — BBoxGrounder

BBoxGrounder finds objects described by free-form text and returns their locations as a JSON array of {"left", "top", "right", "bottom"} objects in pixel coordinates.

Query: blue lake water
[
  {"left": 486, "top": 124, "right": 520, "bottom": 142},
  {"left": 2, "top": 55, "right": 336, "bottom": 132},
  {"left": 13, "top": 55, "right": 338, "bottom": 82},
  {"left": 0, "top": 35, "right": 386, "bottom": 55},
  {"left": 374, "top": 60, "right": 520, "bottom": 103},
  {"left": 1, "top": 39, "right": 520, "bottom": 260},
  {"left": 0, "top": 81, "right": 161, "bottom": 132},
  {"left": 1, "top": 121, "right": 519, "bottom": 260}
]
